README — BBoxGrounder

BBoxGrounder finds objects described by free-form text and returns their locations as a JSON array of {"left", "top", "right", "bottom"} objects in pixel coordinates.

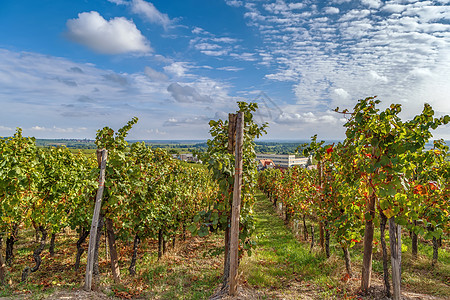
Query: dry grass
[{"left": 0, "top": 226, "right": 224, "bottom": 299}]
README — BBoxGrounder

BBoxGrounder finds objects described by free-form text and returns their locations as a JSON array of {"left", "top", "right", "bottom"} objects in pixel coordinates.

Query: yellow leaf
[{"left": 383, "top": 208, "right": 394, "bottom": 219}]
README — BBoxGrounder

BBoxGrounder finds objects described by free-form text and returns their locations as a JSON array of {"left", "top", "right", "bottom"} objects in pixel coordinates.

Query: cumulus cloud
[
  {"left": 167, "top": 83, "right": 212, "bottom": 103},
  {"left": 333, "top": 88, "right": 350, "bottom": 100},
  {"left": 275, "top": 111, "right": 343, "bottom": 125},
  {"left": 108, "top": 0, "right": 171, "bottom": 27},
  {"left": 360, "top": 0, "right": 382, "bottom": 9},
  {"left": 144, "top": 66, "right": 168, "bottom": 81},
  {"left": 382, "top": 4, "right": 406, "bottom": 14},
  {"left": 163, "top": 62, "right": 189, "bottom": 77},
  {"left": 130, "top": 0, "right": 171, "bottom": 27},
  {"left": 324, "top": 7, "right": 340, "bottom": 14},
  {"left": 66, "top": 11, "right": 151, "bottom": 54}
]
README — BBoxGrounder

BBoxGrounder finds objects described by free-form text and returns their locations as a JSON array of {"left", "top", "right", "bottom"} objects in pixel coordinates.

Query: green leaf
[
  {"left": 198, "top": 225, "right": 209, "bottom": 237},
  {"left": 187, "top": 224, "right": 197, "bottom": 233}
]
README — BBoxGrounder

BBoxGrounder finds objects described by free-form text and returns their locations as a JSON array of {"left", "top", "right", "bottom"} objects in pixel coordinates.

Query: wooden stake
[
  {"left": 223, "top": 113, "right": 237, "bottom": 286},
  {"left": 0, "top": 241, "right": 5, "bottom": 284},
  {"left": 84, "top": 149, "right": 107, "bottom": 291},
  {"left": 389, "top": 217, "right": 401, "bottom": 300},
  {"left": 229, "top": 112, "right": 244, "bottom": 296},
  {"left": 105, "top": 218, "right": 120, "bottom": 284},
  {"left": 227, "top": 113, "right": 237, "bottom": 154}
]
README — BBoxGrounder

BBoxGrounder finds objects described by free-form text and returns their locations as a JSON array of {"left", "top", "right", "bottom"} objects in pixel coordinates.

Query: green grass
[{"left": 241, "top": 192, "right": 334, "bottom": 297}]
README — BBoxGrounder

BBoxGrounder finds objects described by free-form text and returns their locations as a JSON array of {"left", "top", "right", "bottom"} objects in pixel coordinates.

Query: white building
[{"left": 255, "top": 154, "right": 308, "bottom": 168}]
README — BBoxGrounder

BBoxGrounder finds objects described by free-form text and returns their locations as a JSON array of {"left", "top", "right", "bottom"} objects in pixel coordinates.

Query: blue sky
[{"left": 1, "top": 0, "right": 449, "bottom": 140}]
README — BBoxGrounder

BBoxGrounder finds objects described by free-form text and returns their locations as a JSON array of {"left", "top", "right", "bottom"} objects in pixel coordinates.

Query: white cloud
[
  {"left": 66, "top": 11, "right": 151, "bottom": 54},
  {"left": 0, "top": 126, "right": 13, "bottom": 132},
  {"left": 403, "top": 4, "right": 450, "bottom": 22},
  {"left": 108, "top": 0, "right": 171, "bottom": 27},
  {"left": 331, "top": 0, "right": 352, "bottom": 4},
  {"left": 163, "top": 115, "right": 211, "bottom": 127},
  {"left": 333, "top": 88, "right": 350, "bottom": 100},
  {"left": 108, "top": 0, "right": 127, "bottom": 4},
  {"left": 225, "top": 0, "right": 243, "bottom": 8},
  {"left": 29, "top": 126, "right": 88, "bottom": 133},
  {"left": 339, "top": 9, "right": 371, "bottom": 21},
  {"left": 324, "top": 7, "right": 340, "bottom": 14},
  {"left": 408, "top": 68, "right": 433, "bottom": 79},
  {"left": 194, "top": 43, "right": 222, "bottom": 50},
  {"left": 211, "top": 37, "right": 239, "bottom": 43},
  {"left": 144, "top": 66, "right": 168, "bottom": 81},
  {"left": 146, "top": 128, "right": 166, "bottom": 135},
  {"left": 289, "top": 3, "right": 304, "bottom": 10},
  {"left": 230, "top": 52, "right": 257, "bottom": 61},
  {"left": 361, "top": 0, "right": 382, "bottom": 9},
  {"left": 191, "top": 27, "right": 211, "bottom": 35},
  {"left": 274, "top": 111, "right": 343, "bottom": 125},
  {"left": 382, "top": 4, "right": 406, "bottom": 14},
  {"left": 200, "top": 50, "right": 230, "bottom": 56},
  {"left": 369, "top": 70, "right": 388, "bottom": 83},
  {"left": 217, "top": 66, "right": 244, "bottom": 72},
  {"left": 130, "top": 0, "right": 171, "bottom": 28},
  {"left": 190, "top": 35, "right": 238, "bottom": 58},
  {"left": 163, "top": 62, "right": 189, "bottom": 77}
]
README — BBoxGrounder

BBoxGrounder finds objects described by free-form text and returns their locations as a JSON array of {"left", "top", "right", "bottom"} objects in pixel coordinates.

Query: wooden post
[
  {"left": 105, "top": 218, "right": 120, "bottom": 283},
  {"left": 84, "top": 149, "right": 107, "bottom": 291},
  {"left": 380, "top": 211, "right": 391, "bottom": 298},
  {"left": 0, "top": 239, "right": 5, "bottom": 284},
  {"left": 389, "top": 217, "right": 401, "bottom": 300},
  {"left": 361, "top": 184, "right": 376, "bottom": 293},
  {"left": 223, "top": 113, "right": 237, "bottom": 287},
  {"left": 229, "top": 112, "right": 244, "bottom": 296},
  {"left": 228, "top": 113, "right": 237, "bottom": 154},
  {"left": 318, "top": 161, "right": 324, "bottom": 251}
]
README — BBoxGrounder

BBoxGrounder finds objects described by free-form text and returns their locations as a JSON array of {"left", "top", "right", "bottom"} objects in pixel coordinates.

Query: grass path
[{"left": 240, "top": 191, "right": 346, "bottom": 299}]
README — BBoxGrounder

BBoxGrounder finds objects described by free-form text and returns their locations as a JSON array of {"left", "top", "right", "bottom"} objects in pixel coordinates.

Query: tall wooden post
[
  {"left": 223, "top": 113, "right": 237, "bottom": 286},
  {"left": 0, "top": 242, "right": 5, "bottom": 284},
  {"left": 85, "top": 149, "right": 107, "bottom": 291},
  {"left": 229, "top": 112, "right": 244, "bottom": 296},
  {"left": 361, "top": 177, "right": 376, "bottom": 293},
  {"left": 105, "top": 218, "right": 120, "bottom": 283},
  {"left": 318, "top": 161, "right": 324, "bottom": 251},
  {"left": 389, "top": 217, "right": 401, "bottom": 300}
]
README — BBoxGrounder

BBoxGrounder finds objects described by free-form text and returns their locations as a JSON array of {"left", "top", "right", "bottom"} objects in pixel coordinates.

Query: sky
[{"left": 0, "top": 0, "right": 449, "bottom": 141}]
